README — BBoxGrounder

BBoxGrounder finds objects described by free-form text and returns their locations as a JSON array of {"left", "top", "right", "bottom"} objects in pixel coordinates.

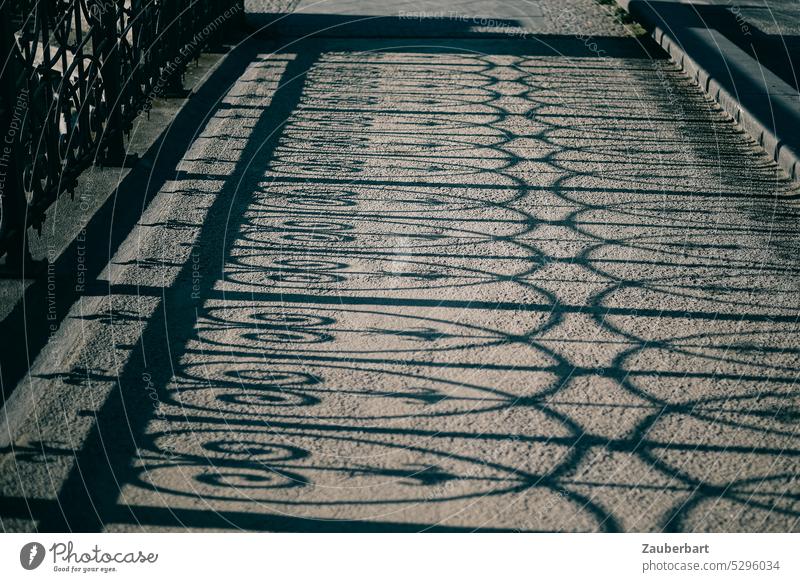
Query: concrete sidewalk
[
  {"left": 692, "top": 0, "right": 800, "bottom": 90},
  {"left": 247, "top": 0, "right": 624, "bottom": 37},
  {"left": 619, "top": 0, "right": 800, "bottom": 181},
  {"left": 1, "top": 0, "right": 799, "bottom": 532}
]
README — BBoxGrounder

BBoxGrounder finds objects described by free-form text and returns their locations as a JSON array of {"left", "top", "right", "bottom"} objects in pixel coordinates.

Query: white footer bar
[{"left": 1, "top": 533, "right": 796, "bottom": 581}]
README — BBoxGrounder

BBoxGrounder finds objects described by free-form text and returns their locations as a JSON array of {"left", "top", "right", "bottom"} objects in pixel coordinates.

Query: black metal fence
[{"left": 0, "top": 0, "right": 243, "bottom": 272}]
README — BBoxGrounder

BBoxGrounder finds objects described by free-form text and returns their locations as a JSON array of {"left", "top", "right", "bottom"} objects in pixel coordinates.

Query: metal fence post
[
  {"left": 0, "top": 1, "right": 44, "bottom": 274},
  {"left": 92, "top": 0, "right": 128, "bottom": 165},
  {"left": 159, "top": 0, "right": 190, "bottom": 98}
]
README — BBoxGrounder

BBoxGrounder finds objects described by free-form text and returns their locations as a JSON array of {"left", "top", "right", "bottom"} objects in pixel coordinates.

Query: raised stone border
[{"left": 618, "top": 0, "right": 800, "bottom": 183}]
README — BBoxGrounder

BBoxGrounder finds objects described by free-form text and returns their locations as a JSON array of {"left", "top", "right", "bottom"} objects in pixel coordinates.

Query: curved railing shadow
[{"left": 4, "top": 10, "right": 799, "bottom": 533}]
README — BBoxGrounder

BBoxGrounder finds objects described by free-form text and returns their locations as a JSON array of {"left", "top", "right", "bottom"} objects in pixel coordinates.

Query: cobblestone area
[{"left": 246, "top": 0, "right": 302, "bottom": 14}]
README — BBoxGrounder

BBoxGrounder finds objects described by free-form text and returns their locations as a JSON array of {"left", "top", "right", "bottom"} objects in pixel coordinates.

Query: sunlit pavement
[{"left": 1, "top": 0, "right": 798, "bottom": 532}]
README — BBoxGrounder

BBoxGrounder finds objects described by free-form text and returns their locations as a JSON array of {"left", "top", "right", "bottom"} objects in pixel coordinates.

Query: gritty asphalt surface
[{"left": 1, "top": 0, "right": 799, "bottom": 532}]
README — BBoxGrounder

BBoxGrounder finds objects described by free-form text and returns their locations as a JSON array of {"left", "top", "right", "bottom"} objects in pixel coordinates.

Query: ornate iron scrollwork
[{"left": 0, "top": 0, "right": 243, "bottom": 271}]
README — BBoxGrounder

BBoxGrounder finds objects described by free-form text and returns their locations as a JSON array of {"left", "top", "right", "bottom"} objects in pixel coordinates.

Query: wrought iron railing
[{"left": 0, "top": 0, "right": 243, "bottom": 273}]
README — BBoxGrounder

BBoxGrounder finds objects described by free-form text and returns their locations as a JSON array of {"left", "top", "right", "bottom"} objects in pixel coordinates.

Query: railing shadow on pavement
[{"left": 0, "top": 10, "right": 799, "bottom": 533}]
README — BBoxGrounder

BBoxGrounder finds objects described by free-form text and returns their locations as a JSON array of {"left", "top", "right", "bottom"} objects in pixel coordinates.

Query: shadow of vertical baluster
[{"left": 36, "top": 41, "right": 322, "bottom": 532}]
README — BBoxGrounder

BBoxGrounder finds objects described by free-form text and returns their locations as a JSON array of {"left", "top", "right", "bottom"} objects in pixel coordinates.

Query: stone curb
[{"left": 618, "top": 0, "right": 800, "bottom": 183}]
